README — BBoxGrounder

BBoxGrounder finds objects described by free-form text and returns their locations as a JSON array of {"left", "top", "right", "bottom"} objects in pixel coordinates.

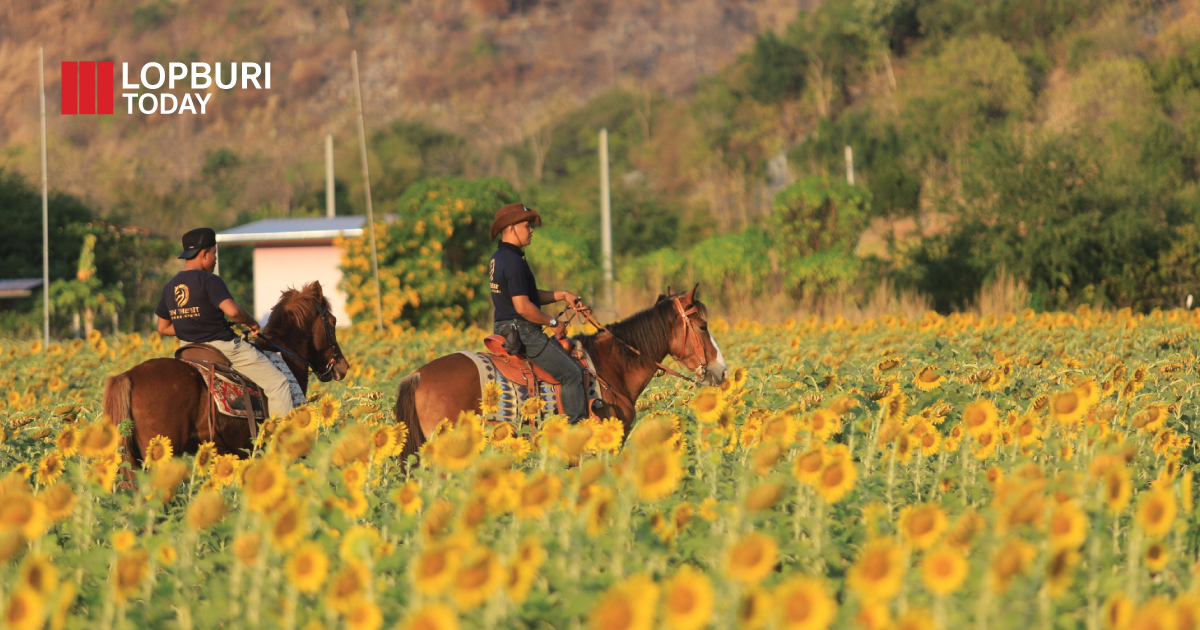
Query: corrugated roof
[
  {"left": 0, "top": 279, "right": 44, "bottom": 292},
  {"left": 216, "top": 217, "right": 367, "bottom": 243}
]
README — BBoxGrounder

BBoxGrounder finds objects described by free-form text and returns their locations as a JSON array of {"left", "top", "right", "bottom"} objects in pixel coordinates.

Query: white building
[{"left": 216, "top": 217, "right": 365, "bottom": 327}]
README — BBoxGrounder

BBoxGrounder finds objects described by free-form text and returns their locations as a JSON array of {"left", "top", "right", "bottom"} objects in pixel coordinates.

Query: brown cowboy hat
[{"left": 490, "top": 202, "right": 542, "bottom": 241}]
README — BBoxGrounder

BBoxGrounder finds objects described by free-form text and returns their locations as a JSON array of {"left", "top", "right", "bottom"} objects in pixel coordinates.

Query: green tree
[
  {"left": 49, "top": 235, "right": 126, "bottom": 338},
  {"left": 339, "top": 177, "right": 518, "bottom": 329},
  {"left": 769, "top": 176, "right": 871, "bottom": 299}
]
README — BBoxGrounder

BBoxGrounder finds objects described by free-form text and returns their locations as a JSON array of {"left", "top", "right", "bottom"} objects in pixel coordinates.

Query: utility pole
[
  {"left": 599, "top": 129, "right": 614, "bottom": 315},
  {"left": 351, "top": 51, "right": 384, "bottom": 331},
  {"left": 39, "top": 48, "right": 49, "bottom": 349},
  {"left": 845, "top": 145, "right": 855, "bottom": 185},
  {"left": 325, "top": 132, "right": 335, "bottom": 218}
]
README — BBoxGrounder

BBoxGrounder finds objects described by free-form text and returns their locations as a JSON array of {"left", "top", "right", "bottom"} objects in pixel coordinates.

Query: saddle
[
  {"left": 478, "top": 335, "right": 612, "bottom": 422},
  {"left": 175, "top": 344, "right": 267, "bottom": 441}
]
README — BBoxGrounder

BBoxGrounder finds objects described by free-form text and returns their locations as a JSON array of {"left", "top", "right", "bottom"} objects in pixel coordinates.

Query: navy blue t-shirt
[
  {"left": 490, "top": 243, "right": 540, "bottom": 321},
  {"left": 154, "top": 270, "right": 237, "bottom": 343}
]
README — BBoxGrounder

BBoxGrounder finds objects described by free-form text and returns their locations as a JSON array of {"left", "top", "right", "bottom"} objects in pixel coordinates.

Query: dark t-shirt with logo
[
  {"left": 490, "top": 242, "right": 540, "bottom": 321},
  {"left": 154, "top": 270, "right": 237, "bottom": 343}
]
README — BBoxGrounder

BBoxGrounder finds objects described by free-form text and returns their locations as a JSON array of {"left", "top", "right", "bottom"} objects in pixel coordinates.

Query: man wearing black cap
[
  {"left": 155, "top": 228, "right": 294, "bottom": 418},
  {"left": 489, "top": 203, "right": 592, "bottom": 424}
]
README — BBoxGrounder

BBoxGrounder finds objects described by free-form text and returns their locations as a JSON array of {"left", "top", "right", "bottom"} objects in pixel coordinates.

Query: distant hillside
[{"left": 0, "top": 0, "right": 807, "bottom": 236}]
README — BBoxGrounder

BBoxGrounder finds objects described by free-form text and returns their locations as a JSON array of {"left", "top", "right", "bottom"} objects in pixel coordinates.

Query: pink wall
[{"left": 253, "top": 245, "right": 351, "bottom": 327}]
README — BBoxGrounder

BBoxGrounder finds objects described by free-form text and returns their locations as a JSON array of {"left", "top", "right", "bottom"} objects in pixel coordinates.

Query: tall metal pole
[
  {"left": 599, "top": 128, "right": 614, "bottom": 313},
  {"left": 845, "top": 145, "right": 855, "bottom": 185},
  {"left": 351, "top": 51, "right": 384, "bottom": 331},
  {"left": 325, "top": 132, "right": 335, "bottom": 218},
  {"left": 39, "top": 48, "right": 49, "bottom": 349}
]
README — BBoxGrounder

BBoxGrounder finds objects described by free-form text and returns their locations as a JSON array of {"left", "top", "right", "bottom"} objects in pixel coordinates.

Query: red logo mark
[{"left": 61, "top": 61, "right": 114, "bottom": 115}]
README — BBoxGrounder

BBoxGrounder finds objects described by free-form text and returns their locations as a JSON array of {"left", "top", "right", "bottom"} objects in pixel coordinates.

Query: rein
[
  {"left": 574, "top": 296, "right": 709, "bottom": 385},
  {"left": 257, "top": 297, "right": 344, "bottom": 381}
]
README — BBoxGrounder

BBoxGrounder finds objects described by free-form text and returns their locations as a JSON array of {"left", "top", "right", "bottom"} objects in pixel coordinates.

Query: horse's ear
[
  {"left": 666, "top": 285, "right": 674, "bottom": 297},
  {"left": 688, "top": 283, "right": 699, "bottom": 303},
  {"left": 655, "top": 293, "right": 667, "bottom": 303}
]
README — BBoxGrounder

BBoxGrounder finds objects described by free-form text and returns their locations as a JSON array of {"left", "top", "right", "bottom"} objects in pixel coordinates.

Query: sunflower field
[{"left": 1, "top": 305, "right": 1200, "bottom": 630}]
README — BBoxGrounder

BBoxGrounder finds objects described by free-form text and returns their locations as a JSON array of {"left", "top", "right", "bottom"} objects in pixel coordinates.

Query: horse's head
[
  {"left": 659, "top": 284, "right": 727, "bottom": 386},
  {"left": 305, "top": 283, "right": 350, "bottom": 383},
  {"left": 263, "top": 282, "right": 350, "bottom": 383}
]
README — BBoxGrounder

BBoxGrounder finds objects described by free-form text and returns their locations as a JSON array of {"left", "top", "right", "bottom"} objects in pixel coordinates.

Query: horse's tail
[
  {"left": 394, "top": 372, "right": 424, "bottom": 470},
  {"left": 103, "top": 372, "right": 139, "bottom": 473}
]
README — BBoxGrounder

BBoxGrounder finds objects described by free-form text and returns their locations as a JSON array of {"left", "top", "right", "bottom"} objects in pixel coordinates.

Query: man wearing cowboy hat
[
  {"left": 155, "top": 227, "right": 294, "bottom": 418},
  {"left": 489, "top": 203, "right": 591, "bottom": 424}
]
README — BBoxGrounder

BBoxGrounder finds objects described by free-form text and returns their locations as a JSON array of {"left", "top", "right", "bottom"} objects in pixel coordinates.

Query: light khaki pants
[{"left": 194, "top": 338, "right": 294, "bottom": 419}]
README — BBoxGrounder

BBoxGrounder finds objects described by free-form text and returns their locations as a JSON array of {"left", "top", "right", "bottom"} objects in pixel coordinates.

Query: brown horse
[
  {"left": 393, "top": 285, "right": 728, "bottom": 459},
  {"left": 103, "top": 282, "right": 350, "bottom": 469}
]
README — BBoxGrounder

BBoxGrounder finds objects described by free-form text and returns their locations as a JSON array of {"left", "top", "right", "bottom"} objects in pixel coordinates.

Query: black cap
[{"left": 178, "top": 227, "right": 217, "bottom": 259}]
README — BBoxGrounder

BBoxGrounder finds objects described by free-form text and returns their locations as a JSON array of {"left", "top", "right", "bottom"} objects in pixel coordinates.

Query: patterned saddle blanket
[
  {"left": 458, "top": 339, "right": 603, "bottom": 426},
  {"left": 181, "top": 359, "right": 268, "bottom": 421}
]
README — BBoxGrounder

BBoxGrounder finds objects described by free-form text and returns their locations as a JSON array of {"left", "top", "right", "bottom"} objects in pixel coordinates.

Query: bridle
[
  {"left": 257, "top": 297, "right": 345, "bottom": 382},
  {"left": 576, "top": 295, "right": 710, "bottom": 384}
]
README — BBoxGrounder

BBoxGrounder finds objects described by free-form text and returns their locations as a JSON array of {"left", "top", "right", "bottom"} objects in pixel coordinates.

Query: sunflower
[
  {"left": 1048, "top": 501, "right": 1088, "bottom": 550},
  {"left": 761, "top": 413, "right": 799, "bottom": 447},
  {"left": 185, "top": 489, "right": 226, "bottom": 530},
  {"left": 429, "top": 420, "right": 486, "bottom": 471},
  {"left": 1103, "top": 466, "right": 1133, "bottom": 514},
  {"left": 394, "top": 480, "right": 423, "bottom": 515},
  {"left": 1145, "top": 542, "right": 1169, "bottom": 573},
  {"left": 744, "top": 482, "right": 785, "bottom": 512},
  {"left": 269, "top": 501, "right": 306, "bottom": 550},
  {"left": 630, "top": 447, "right": 682, "bottom": 502},
  {"left": 39, "top": 483, "right": 75, "bottom": 522},
  {"left": 209, "top": 454, "right": 240, "bottom": 487},
  {"left": 113, "top": 549, "right": 149, "bottom": 604},
  {"left": 78, "top": 421, "right": 119, "bottom": 458},
  {"left": 0, "top": 492, "right": 48, "bottom": 540},
  {"left": 504, "top": 560, "right": 537, "bottom": 604},
  {"left": 481, "top": 381, "right": 502, "bottom": 417},
  {"left": 344, "top": 601, "right": 383, "bottom": 630},
  {"left": 194, "top": 442, "right": 216, "bottom": 474},
  {"left": 1137, "top": 487, "right": 1177, "bottom": 538},
  {"left": 451, "top": 546, "right": 503, "bottom": 609},
  {"left": 398, "top": 603, "right": 459, "bottom": 630},
  {"left": 1046, "top": 549, "right": 1079, "bottom": 599},
  {"left": 918, "top": 431, "right": 941, "bottom": 457},
  {"left": 515, "top": 471, "right": 562, "bottom": 520},
  {"left": 773, "top": 575, "right": 835, "bottom": 630},
  {"left": 898, "top": 503, "right": 947, "bottom": 550},
  {"left": 317, "top": 394, "right": 341, "bottom": 427},
  {"left": 589, "top": 418, "right": 625, "bottom": 454},
  {"left": 893, "top": 608, "right": 935, "bottom": 630},
  {"left": 54, "top": 427, "right": 78, "bottom": 458},
  {"left": 413, "top": 540, "right": 462, "bottom": 595},
  {"left": 242, "top": 458, "right": 288, "bottom": 511},
  {"left": 588, "top": 574, "right": 658, "bottom": 630},
  {"left": 726, "top": 532, "right": 778, "bottom": 585},
  {"left": 736, "top": 588, "right": 774, "bottom": 630},
  {"left": 4, "top": 588, "right": 44, "bottom": 630},
  {"left": 34, "top": 452, "right": 65, "bottom": 486},
  {"left": 144, "top": 435, "right": 173, "bottom": 468},
  {"left": 792, "top": 447, "right": 826, "bottom": 485},
  {"left": 814, "top": 456, "right": 857, "bottom": 504},
  {"left": 962, "top": 400, "right": 998, "bottom": 436},
  {"left": 751, "top": 442, "right": 783, "bottom": 476},
  {"left": 914, "top": 367, "right": 944, "bottom": 392},
  {"left": 690, "top": 387, "right": 726, "bottom": 424},
  {"left": 332, "top": 425, "right": 373, "bottom": 467},
  {"left": 882, "top": 391, "right": 909, "bottom": 423},
  {"left": 847, "top": 537, "right": 905, "bottom": 602},
  {"left": 18, "top": 553, "right": 57, "bottom": 597},
  {"left": 1132, "top": 406, "right": 1169, "bottom": 434},
  {"left": 1051, "top": 389, "right": 1089, "bottom": 425},
  {"left": 1102, "top": 591, "right": 1132, "bottom": 630},
  {"left": 806, "top": 410, "right": 841, "bottom": 441},
  {"left": 921, "top": 546, "right": 967, "bottom": 595},
  {"left": 326, "top": 560, "right": 370, "bottom": 613}
]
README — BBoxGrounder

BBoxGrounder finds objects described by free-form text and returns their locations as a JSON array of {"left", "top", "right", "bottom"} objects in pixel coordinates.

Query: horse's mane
[
  {"left": 261, "top": 282, "right": 327, "bottom": 338},
  {"left": 578, "top": 292, "right": 707, "bottom": 370}
]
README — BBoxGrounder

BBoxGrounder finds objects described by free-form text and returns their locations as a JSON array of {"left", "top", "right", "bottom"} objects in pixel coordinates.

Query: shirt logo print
[{"left": 174, "top": 285, "right": 190, "bottom": 308}]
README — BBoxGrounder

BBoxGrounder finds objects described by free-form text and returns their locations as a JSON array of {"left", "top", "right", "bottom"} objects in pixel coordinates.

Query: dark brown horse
[
  {"left": 393, "top": 286, "right": 728, "bottom": 459},
  {"left": 103, "top": 282, "right": 350, "bottom": 468}
]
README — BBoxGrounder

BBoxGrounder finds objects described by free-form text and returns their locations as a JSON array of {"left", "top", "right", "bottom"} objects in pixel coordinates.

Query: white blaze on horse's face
[{"left": 707, "top": 331, "right": 728, "bottom": 384}]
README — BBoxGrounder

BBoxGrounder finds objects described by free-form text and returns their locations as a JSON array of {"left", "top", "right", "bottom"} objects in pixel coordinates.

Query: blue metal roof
[{"left": 216, "top": 217, "right": 367, "bottom": 243}]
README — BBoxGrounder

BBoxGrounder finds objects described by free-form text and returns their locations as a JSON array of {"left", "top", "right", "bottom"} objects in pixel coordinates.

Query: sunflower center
[
  {"left": 820, "top": 464, "right": 844, "bottom": 487},
  {"left": 642, "top": 458, "right": 667, "bottom": 484},
  {"left": 668, "top": 586, "right": 696, "bottom": 613},
  {"left": 785, "top": 593, "right": 813, "bottom": 619},
  {"left": 862, "top": 553, "right": 890, "bottom": 580}
]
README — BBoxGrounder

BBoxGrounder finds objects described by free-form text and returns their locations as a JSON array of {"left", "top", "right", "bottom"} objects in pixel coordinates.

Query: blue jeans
[{"left": 495, "top": 319, "right": 587, "bottom": 424}]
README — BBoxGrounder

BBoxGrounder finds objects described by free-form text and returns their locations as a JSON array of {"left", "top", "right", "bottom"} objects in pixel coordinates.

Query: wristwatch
[{"left": 549, "top": 317, "right": 558, "bottom": 327}]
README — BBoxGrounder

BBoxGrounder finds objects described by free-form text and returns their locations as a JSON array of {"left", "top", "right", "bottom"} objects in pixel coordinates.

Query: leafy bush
[
  {"left": 769, "top": 176, "right": 870, "bottom": 299},
  {"left": 339, "top": 177, "right": 518, "bottom": 329}
]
